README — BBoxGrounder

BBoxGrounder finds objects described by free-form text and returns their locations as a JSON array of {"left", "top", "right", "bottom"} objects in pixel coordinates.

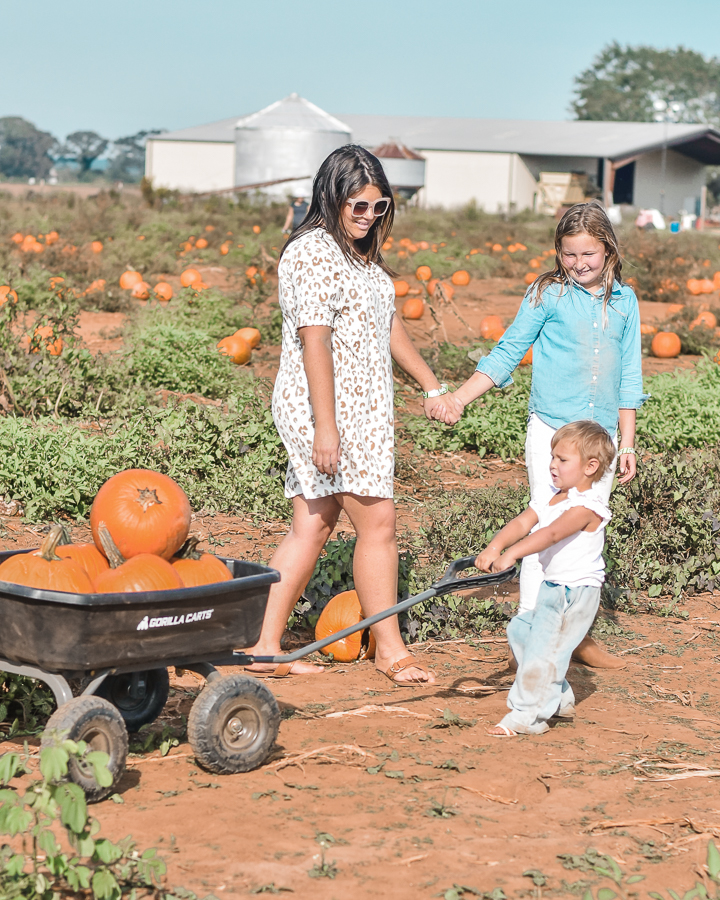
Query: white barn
[{"left": 145, "top": 95, "right": 720, "bottom": 217}]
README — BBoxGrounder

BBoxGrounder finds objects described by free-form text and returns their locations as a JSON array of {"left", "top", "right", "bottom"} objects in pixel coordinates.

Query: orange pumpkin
[
  {"left": 480, "top": 315, "right": 504, "bottom": 339},
  {"left": 690, "top": 311, "right": 717, "bottom": 330},
  {"left": 426, "top": 278, "right": 439, "bottom": 297},
  {"left": 488, "top": 327, "right": 506, "bottom": 342},
  {"left": 415, "top": 265, "right": 432, "bottom": 282},
  {"left": 666, "top": 303, "right": 685, "bottom": 315},
  {"left": 56, "top": 542, "right": 110, "bottom": 585},
  {"left": 0, "top": 525, "right": 93, "bottom": 594},
  {"left": 451, "top": 270, "right": 470, "bottom": 286},
  {"left": 524, "top": 272, "right": 538, "bottom": 285},
  {"left": 491, "top": 243, "right": 503, "bottom": 252},
  {"left": 0, "top": 286, "right": 18, "bottom": 306},
  {"left": 90, "top": 469, "right": 191, "bottom": 562},
  {"left": 95, "top": 553, "right": 184, "bottom": 594},
  {"left": 130, "top": 281, "right": 150, "bottom": 300},
  {"left": 45, "top": 231, "right": 59, "bottom": 246},
  {"left": 10, "top": 232, "right": 23, "bottom": 244},
  {"left": 91, "top": 240, "right": 103, "bottom": 254},
  {"left": 170, "top": 537, "right": 232, "bottom": 587},
  {"left": 402, "top": 297, "right": 425, "bottom": 319},
  {"left": 49, "top": 276, "right": 64, "bottom": 289},
  {"left": 32, "top": 325, "right": 63, "bottom": 356},
  {"left": 180, "top": 268, "right": 202, "bottom": 287},
  {"left": 435, "top": 281, "right": 455, "bottom": 302},
  {"left": 651, "top": 332, "right": 681, "bottom": 358},
  {"left": 519, "top": 346, "right": 533, "bottom": 366},
  {"left": 314, "top": 590, "right": 376, "bottom": 662},
  {"left": 205, "top": 225, "right": 215, "bottom": 232},
  {"left": 191, "top": 281, "right": 209, "bottom": 292},
  {"left": 640, "top": 323, "right": 658, "bottom": 335},
  {"left": 195, "top": 237, "right": 208, "bottom": 250},
  {"left": 235, "top": 327, "right": 261, "bottom": 348},
  {"left": 382, "top": 240, "right": 393, "bottom": 251},
  {"left": 153, "top": 282, "right": 173, "bottom": 302},
  {"left": 119, "top": 270, "right": 143, "bottom": 290},
  {"left": 393, "top": 280, "right": 410, "bottom": 298},
  {"left": 217, "top": 334, "right": 252, "bottom": 365},
  {"left": 85, "top": 279, "right": 106, "bottom": 295},
  {"left": 220, "top": 242, "right": 230, "bottom": 256},
  {"left": 252, "top": 225, "right": 261, "bottom": 234}
]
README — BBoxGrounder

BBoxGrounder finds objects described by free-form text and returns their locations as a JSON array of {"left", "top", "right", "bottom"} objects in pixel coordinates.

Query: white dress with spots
[{"left": 272, "top": 228, "right": 396, "bottom": 500}]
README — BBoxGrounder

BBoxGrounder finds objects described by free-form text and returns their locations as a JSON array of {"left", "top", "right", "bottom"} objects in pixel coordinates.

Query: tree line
[{"left": 0, "top": 119, "right": 164, "bottom": 183}]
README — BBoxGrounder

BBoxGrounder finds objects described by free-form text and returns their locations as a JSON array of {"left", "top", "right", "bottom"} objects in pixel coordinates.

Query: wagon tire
[
  {"left": 96, "top": 668, "right": 170, "bottom": 732},
  {"left": 42, "top": 696, "right": 128, "bottom": 803},
  {"left": 188, "top": 674, "right": 279, "bottom": 774}
]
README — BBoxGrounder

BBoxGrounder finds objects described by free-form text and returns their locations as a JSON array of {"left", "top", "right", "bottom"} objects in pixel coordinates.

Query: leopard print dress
[{"left": 273, "top": 227, "right": 396, "bottom": 500}]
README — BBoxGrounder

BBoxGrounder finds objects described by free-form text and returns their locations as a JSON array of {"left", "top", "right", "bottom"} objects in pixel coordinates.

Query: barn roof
[{"left": 152, "top": 106, "right": 720, "bottom": 164}]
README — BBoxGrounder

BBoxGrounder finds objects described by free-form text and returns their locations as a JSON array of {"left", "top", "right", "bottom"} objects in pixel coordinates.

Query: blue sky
[{"left": 2, "top": 0, "right": 719, "bottom": 140}]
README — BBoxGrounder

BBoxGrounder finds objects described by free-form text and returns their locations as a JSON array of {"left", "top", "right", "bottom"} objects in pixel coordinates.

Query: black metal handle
[{"left": 431, "top": 556, "right": 517, "bottom": 596}]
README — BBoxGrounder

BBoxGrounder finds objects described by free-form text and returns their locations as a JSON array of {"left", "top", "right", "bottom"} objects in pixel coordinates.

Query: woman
[{"left": 247, "top": 145, "right": 449, "bottom": 683}]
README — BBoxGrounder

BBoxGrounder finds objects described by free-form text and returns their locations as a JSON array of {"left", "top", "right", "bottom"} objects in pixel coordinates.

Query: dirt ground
[{"left": 2, "top": 272, "right": 718, "bottom": 898}]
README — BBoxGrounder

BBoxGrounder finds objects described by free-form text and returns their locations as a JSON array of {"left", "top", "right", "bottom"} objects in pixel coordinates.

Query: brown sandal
[
  {"left": 243, "top": 661, "right": 298, "bottom": 678},
  {"left": 384, "top": 655, "right": 434, "bottom": 685}
]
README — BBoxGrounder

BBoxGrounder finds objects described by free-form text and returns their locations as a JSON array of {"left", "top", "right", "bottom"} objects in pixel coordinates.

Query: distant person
[
  {"left": 437, "top": 200, "right": 648, "bottom": 669},
  {"left": 282, "top": 196, "right": 309, "bottom": 234},
  {"left": 246, "top": 145, "right": 451, "bottom": 682},
  {"left": 476, "top": 421, "right": 615, "bottom": 736}
]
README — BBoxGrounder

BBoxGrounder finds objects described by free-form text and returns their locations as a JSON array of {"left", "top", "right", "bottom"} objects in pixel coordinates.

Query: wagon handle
[{"left": 431, "top": 556, "right": 517, "bottom": 596}]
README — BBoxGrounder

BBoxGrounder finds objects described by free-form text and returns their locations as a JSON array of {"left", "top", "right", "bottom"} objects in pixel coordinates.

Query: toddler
[{"left": 476, "top": 420, "right": 615, "bottom": 736}]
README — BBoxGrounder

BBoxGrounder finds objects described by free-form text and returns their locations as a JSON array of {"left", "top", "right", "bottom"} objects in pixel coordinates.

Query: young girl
[
  {"left": 441, "top": 201, "right": 648, "bottom": 667},
  {"left": 476, "top": 420, "right": 616, "bottom": 735}
]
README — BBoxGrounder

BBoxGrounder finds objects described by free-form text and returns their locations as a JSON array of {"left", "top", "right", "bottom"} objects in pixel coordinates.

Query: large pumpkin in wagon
[
  {"left": 315, "top": 590, "right": 376, "bottom": 662},
  {"left": 90, "top": 470, "right": 191, "bottom": 561}
]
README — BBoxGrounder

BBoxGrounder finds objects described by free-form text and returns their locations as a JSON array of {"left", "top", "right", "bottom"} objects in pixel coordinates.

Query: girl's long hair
[
  {"left": 530, "top": 200, "right": 623, "bottom": 325},
  {"left": 280, "top": 144, "right": 395, "bottom": 275}
]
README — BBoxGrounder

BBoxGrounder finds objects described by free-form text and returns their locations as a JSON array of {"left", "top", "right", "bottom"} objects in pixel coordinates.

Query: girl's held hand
[
  {"left": 492, "top": 551, "right": 517, "bottom": 573},
  {"left": 425, "top": 391, "right": 464, "bottom": 425},
  {"left": 475, "top": 547, "right": 500, "bottom": 572},
  {"left": 312, "top": 424, "right": 341, "bottom": 476},
  {"left": 617, "top": 452, "right": 637, "bottom": 484}
]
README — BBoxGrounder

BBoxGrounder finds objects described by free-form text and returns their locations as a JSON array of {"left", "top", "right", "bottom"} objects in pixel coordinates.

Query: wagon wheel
[
  {"left": 96, "top": 668, "right": 170, "bottom": 732},
  {"left": 42, "top": 696, "right": 128, "bottom": 803},
  {"left": 188, "top": 674, "right": 280, "bottom": 775}
]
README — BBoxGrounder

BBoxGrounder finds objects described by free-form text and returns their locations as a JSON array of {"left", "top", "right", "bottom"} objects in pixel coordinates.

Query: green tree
[
  {"left": 572, "top": 43, "right": 720, "bottom": 125},
  {"left": 0, "top": 117, "right": 57, "bottom": 180},
  {"left": 107, "top": 129, "right": 164, "bottom": 183},
  {"left": 62, "top": 131, "right": 108, "bottom": 176}
]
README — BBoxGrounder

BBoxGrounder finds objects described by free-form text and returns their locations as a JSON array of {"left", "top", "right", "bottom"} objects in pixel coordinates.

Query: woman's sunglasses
[{"left": 346, "top": 197, "right": 391, "bottom": 218}]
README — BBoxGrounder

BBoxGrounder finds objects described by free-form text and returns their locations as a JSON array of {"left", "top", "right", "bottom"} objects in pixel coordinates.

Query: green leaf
[
  {"left": 84, "top": 751, "right": 113, "bottom": 787},
  {"left": 0, "top": 753, "right": 23, "bottom": 784},
  {"left": 707, "top": 839, "right": 720, "bottom": 879},
  {"left": 92, "top": 867, "right": 121, "bottom": 900},
  {"left": 56, "top": 782, "right": 87, "bottom": 834},
  {"left": 39, "top": 745, "right": 69, "bottom": 782},
  {"left": 626, "top": 875, "right": 646, "bottom": 884}
]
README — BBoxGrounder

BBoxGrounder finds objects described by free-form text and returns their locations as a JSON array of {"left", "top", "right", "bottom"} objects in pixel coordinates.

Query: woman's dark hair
[{"left": 280, "top": 144, "right": 395, "bottom": 275}]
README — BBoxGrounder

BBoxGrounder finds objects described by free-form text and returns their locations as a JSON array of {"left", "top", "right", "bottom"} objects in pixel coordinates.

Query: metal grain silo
[
  {"left": 371, "top": 142, "right": 425, "bottom": 199},
  {"left": 234, "top": 94, "right": 352, "bottom": 198}
]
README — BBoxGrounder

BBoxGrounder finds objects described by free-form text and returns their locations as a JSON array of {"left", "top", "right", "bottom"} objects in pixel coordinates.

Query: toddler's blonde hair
[{"left": 551, "top": 420, "right": 616, "bottom": 484}]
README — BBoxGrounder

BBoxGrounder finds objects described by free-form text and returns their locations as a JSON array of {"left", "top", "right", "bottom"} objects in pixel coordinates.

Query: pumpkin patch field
[{"left": 3, "top": 189, "right": 720, "bottom": 898}]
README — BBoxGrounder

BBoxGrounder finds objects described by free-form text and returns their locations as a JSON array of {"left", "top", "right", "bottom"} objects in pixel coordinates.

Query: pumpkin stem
[
  {"left": 136, "top": 487, "right": 162, "bottom": 513},
  {"left": 96, "top": 523, "right": 127, "bottom": 569},
  {"left": 37, "top": 524, "right": 67, "bottom": 562},
  {"left": 175, "top": 536, "right": 203, "bottom": 561},
  {"left": 56, "top": 524, "right": 72, "bottom": 546}
]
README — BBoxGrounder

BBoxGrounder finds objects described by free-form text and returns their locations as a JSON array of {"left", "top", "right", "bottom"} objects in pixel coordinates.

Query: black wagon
[{"left": 0, "top": 548, "right": 514, "bottom": 800}]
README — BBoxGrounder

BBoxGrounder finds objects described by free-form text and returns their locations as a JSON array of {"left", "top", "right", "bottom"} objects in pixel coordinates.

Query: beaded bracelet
[
  {"left": 618, "top": 447, "right": 636, "bottom": 455},
  {"left": 422, "top": 383, "right": 449, "bottom": 399}
]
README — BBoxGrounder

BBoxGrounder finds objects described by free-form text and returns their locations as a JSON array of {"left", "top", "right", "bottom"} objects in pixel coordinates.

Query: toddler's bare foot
[{"left": 571, "top": 636, "right": 626, "bottom": 669}]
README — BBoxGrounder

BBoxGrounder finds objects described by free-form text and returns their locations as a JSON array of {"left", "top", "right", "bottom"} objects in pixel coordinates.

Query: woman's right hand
[{"left": 312, "top": 424, "right": 341, "bottom": 476}]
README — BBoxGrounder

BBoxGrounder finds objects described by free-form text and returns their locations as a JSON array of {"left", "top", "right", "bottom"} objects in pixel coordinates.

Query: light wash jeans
[
  {"left": 499, "top": 581, "right": 601, "bottom": 735},
  {"left": 519, "top": 414, "right": 616, "bottom": 614}
]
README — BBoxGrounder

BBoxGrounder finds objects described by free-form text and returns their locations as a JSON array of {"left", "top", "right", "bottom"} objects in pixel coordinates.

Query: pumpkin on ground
[
  {"left": 415, "top": 265, "right": 432, "bottom": 282},
  {"left": 402, "top": 297, "right": 424, "bottom": 319},
  {"left": 393, "top": 280, "right": 410, "bottom": 298},
  {"left": 57, "top": 542, "right": 110, "bottom": 584},
  {"left": 651, "top": 332, "right": 681, "bottom": 358},
  {"left": 171, "top": 537, "right": 232, "bottom": 587},
  {"left": 480, "top": 315, "right": 504, "bottom": 339},
  {"left": 153, "top": 282, "right": 173, "bottom": 302},
  {"left": 32, "top": 325, "right": 63, "bottom": 356},
  {"left": 217, "top": 334, "right": 252, "bottom": 365},
  {"left": 85, "top": 279, "right": 106, "bottom": 295},
  {"left": 0, "top": 525, "right": 93, "bottom": 593},
  {"left": 640, "top": 323, "right": 658, "bottom": 335},
  {"left": 235, "top": 327, "right": 261, "bottom": 348},
  {"left": 0, "top": 286, "right": 18, "bottom": 306},
  {"left": 180, "top": 268, "right": 202, "bottom": 287},
  {"left": 314, "top": 590, "right": 376, "bottom": 662},
  {"left": 690, "top": 311, "right": 717, "bottom": 330},
  {"left": 195, "top": 238, "right": 208, "bottom": 249},
  {"left": 130, "top": 281, "right": 150, "bottom": 300},
  {"left": 91, "top": 241, "right": 103, "bottom": 254},
  {"left": 451, "top": 270, "right": 470, "bottom": 286},
  {"left": 435, "top": 281, "right": 455, "bottom": 302},
  {"left": 519, "top": 346, "right": 533, "bottom": 366},
  {"left": 90, "top": 469, "right": 191, "bottom": 562},
  {"left": 524, "top": 272, "right": 538, "bottom": 285},
  {"left": 119, "top": 270, "right": 142, "bottom": 290}
]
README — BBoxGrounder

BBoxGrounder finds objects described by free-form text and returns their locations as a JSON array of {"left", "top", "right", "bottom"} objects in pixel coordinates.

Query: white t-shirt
[{"left": 529, "top": 487, "right": 611, "bottom": 588}]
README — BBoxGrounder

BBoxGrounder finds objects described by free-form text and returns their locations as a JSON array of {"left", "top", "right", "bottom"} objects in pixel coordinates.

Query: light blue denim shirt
[{"left": 476, "top": 280, "right": 649, "bottom": 433}]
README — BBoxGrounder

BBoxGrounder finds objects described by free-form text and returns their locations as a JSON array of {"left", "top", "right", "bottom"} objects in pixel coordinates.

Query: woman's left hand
[{"left": 617, "top": 452, "right": 637, "bottom": 484}]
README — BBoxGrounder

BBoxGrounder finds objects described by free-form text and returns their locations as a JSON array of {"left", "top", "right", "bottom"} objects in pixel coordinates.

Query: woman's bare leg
[
  {"left": 246, "top": 494, "right": 341, "bottom": 673},
  {"left": 339, "top": 494, "right": 435, "bottom": 684}
]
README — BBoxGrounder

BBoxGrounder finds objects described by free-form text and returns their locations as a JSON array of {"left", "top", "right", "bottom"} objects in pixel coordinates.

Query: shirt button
[
  {"left": 592, "top": 376, "right": 597, "bottom": 380},
  {"left": 594, "top": 349, "right": 598, "bottom": 354},
  {"left": 589, "top": 403, "right": 594, "bottom": 407},
  {"left": 593, "top": 322, "right": 597, "bottom": 328}
]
